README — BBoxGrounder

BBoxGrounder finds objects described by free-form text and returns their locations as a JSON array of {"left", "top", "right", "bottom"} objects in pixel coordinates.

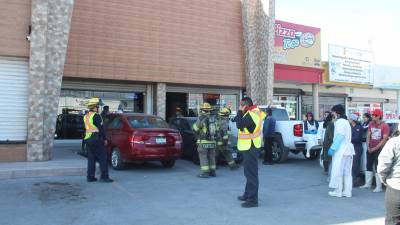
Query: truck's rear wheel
[{"left": 272, "top": 140, "right": 288, "bottom": 163}]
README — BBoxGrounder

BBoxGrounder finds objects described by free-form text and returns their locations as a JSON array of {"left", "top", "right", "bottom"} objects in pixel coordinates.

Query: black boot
[
  {"left": 198, "top": 173, "right": 209, "bottom": 178},
  {"left": 100, "top": 177, "right": 114, "bottom": 183},
  {"left": 241, "top": 201, "right": 258, "bottom": 208},
  {"left": 209, "top": 171, "right": 216, "bottom": 177},
  {"left": 237, "top": 195, "right": 247, "bottom": 201},
  {"left": 87, "top": 177, "right": 98, "bottom": 182}
]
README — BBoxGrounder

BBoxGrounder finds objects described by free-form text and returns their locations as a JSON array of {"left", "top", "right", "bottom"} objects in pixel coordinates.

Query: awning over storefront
[{"left": 274, "top": 63, "right": 323, "bottom": 84}]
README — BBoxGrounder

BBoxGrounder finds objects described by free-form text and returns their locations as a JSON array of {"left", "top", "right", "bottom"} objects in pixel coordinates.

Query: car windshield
[{"left": 128, "top": 116, "right": 169, "bottom": 129}]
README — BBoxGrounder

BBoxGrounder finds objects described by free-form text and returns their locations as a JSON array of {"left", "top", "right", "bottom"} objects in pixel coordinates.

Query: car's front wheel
[
  {"left": 111, "top": 148, "right": 125, "bottom": 170},
  {"left": 161, "top": 160, "right": 175, "bottom": 168}
]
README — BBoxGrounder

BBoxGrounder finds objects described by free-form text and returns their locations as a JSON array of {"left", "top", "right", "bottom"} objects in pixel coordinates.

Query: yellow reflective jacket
[
  {"left": 83, "top": 112, "right": 99, "bottom": 140},
  {"left": 237, "top": 107, "right": 265, "bottom": 151}
]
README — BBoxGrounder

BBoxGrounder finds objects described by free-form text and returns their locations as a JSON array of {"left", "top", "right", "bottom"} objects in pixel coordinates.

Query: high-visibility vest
[
  {"left": 83, "top": 112, "right": 99, "bottom": 140},
  {"left": 237, "top": 108, "right": 265, "bottom": 151}
]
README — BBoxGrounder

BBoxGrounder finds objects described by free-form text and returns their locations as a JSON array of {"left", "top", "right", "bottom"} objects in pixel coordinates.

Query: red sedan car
[{"left": 105, "top": 113, "right": 182, "bottom": 170}]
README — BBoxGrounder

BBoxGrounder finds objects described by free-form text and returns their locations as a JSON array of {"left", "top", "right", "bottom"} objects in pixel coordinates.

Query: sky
[{"left": 271, "top": 0, "right": 400, "bottom": 67}]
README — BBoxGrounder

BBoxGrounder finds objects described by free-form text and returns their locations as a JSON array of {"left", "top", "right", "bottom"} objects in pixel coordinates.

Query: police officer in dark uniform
[{"left": 84, "top": 98, "right": 113, "bottom": 183}]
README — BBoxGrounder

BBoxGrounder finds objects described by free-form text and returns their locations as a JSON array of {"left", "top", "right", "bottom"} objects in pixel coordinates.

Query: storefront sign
[
  {"left": 274, "top": 20, "right": 321, "bottom": 68},
  {"left": 328, "top": 45, "right": 373, "bottom": 85},
  {"left": 321, "top": 62, "right": 370, "bottom": 87},
  {"left": 373, "top": 65, "right": 400, "bottom": 89}
]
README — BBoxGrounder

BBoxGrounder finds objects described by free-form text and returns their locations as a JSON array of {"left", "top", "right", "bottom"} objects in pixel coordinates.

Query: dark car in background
[
  {"left": 102, "top": 113, "right": 182, "bottom": 169},
  {"left": 55, "top": 113, "right": 85, "bottom": 139},
  {"left": 385, "top": 119, "right": 400, "bottom": 138},
  {"left": 169, "top": 117, "right": 198, "bottom": 163}
]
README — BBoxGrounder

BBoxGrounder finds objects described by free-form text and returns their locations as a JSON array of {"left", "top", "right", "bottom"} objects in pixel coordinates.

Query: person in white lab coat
[{"left": 328, "top": 105, "right": 355, "bottom": 197}]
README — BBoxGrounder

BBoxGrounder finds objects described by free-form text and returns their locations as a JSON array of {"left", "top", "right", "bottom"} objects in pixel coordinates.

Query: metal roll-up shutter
[
  {"left": 167, "top": 85, "right": 240, "bottom": 95},
  {"left": 0, "top": 58, "right": 29, "bottom": 142},
  {"left": 351, "top": 97, "right": 385, "bottom": 103},
  {"left": 274, "top": 88, "right": 303, "bottom": 95},
  {"left": 62, "top": 80, "right": 146, "bottom": 93},
  {"left": 303, "top": 96, "right": 346, "bottom": 106}
]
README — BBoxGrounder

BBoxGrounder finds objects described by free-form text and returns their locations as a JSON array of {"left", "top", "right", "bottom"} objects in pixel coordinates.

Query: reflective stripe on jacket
[
  {"left": 237, "top": 108, "right": 265, "bottom": 151},
  {"left": 193, "top": 116, "right": 217, "bottom": 144},
  {"left": 84, "top": 112, "right": 99, "bottom": 140}
]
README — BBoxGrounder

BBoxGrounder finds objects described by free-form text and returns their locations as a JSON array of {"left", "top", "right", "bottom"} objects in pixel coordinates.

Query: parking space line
[{"left": 112, "top": 182, "right": 135, "bottom": 198}]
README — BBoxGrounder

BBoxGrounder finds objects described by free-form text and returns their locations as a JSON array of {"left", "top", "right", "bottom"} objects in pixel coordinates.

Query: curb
[{"left": 0, "top": 167, "right": 86, "bottom": 180}]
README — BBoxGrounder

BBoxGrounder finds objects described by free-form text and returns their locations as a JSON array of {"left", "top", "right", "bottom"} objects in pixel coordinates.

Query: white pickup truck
[{"left": 229, "top": 107, "right": 323, "bottom": 163}]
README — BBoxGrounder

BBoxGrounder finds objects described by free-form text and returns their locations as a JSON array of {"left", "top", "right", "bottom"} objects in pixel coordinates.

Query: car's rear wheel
[
  {"left": 161, "top": 160, "right": 175, "bottom": 168},
  {"left": 272, "top": 139, "right": 288, "bottom": 163},
  {"left": 111, "top": 148, "right": 125, "bottom": 170}
]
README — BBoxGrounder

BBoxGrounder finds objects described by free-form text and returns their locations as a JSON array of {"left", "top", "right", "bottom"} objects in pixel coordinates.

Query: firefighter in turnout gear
[
  {"left": 193, "top": 103, "right": 218, "bottom": 178},
  {"left": 216, "top": 107, "right": 239, "bottom": 170},
  {"left": 84, "top": 97, "right": 113, "bottom": 183}
]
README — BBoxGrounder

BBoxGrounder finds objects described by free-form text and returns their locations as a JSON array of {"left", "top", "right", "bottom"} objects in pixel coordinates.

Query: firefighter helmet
[
  {"left": 85, "top": 97, "right": 102, "bottom": 108},
  {"left": 200, "top": 102, "right": 212, "bottom": 111},
  {"left": 218, "top": 107, "right": 231, "bottom": 116}
]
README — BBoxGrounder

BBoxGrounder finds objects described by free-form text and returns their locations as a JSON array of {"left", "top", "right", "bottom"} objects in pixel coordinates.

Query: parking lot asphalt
[{"left": 0, "top": 144, "right": 385, "bottom": 225}]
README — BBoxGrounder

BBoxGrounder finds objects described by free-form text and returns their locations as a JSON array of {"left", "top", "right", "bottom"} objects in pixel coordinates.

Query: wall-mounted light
[{"left": 26, "top": 25, "right": 31, "bottom": 42}]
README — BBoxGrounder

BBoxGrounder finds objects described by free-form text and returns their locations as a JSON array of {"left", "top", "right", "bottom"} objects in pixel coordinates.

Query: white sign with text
[{"left": 328, "top": 45, "right": 373, "bottom": 84}]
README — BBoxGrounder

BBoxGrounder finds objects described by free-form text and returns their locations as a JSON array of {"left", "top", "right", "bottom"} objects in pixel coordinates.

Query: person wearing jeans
[
  {"left": 263, "top": 108, "right": 276, "bottom": 165},
  {"left": 360, "top": 109, "right": 389, "bottom": 192},
  {"left": 378, "top": 134, "right": 400, "bottom": 225},
  {"left": 349, "top": 114, "right": 363, "bottom": 186}
]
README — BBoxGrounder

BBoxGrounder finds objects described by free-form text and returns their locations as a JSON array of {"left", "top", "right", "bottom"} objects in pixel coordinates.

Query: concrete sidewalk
[{"left": 0, "top": 140, "right": 87, "bottom": 180}]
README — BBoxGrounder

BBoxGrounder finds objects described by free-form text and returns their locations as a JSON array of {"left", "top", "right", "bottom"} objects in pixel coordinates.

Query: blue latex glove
[
  {"left": 328, "top": 134, "right": 345, "bottom": 156},
  {"left": 328, "top": 148, "right": 335, "bottom": 156}
]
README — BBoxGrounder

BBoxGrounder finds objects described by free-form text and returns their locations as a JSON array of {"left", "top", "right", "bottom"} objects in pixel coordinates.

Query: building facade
[{"left": 1, "top": 0, "right": 399, "bottom": 162}]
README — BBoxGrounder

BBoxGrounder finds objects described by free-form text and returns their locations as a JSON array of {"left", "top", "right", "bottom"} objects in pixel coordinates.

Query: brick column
[
  {"left": 241, "top": 0, "right": 275, "bottom": 105},
  {"left": 155, "top": 83, "right": 166, "bottom": 119},
  {"left": 27, "top": 0, "right": 74, "bottom": 161}
]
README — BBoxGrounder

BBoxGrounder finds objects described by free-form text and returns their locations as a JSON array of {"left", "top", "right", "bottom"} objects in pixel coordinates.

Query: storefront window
[
  {"left": 58, "top": 89, "right": 144, "bottom": 114},
  {"left": 302, "top": 96, "right": 345, "bottom": 120},
  {"left": 383, "top": 103, "right": 398, "bottom": 120},
  {"left": 348, "top": 102, "right": 382, "bottom": 117},
  {"left": 272, "top": 95, "right": 297, "bottom": 120},
  {"left": 187, "top": 93, "right": 238, "bottom": 117},
  {"left": 221, "top": 95, "right": 238, "bottom": 114},
  {"left": 188, "top": 93, "right": 203, "bottom": 117}
]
